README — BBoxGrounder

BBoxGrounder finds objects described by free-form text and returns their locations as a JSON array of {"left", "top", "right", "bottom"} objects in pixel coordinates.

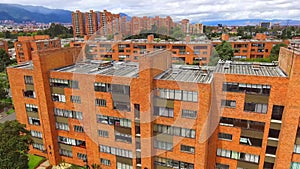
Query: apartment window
[
  {"left": 158, "top": 89, "right": 198, "bottom": 102},
  {"left": 101, "top": 158, "right": 111, "bottom": 166},
  {"left": 50, "top": 78, "right": 79, "bottom": 89},
  {"left": 217, "top": 148, "right": 259, "bottom": 164},
  {"left": 31, "top": 130, "right": 42, "bottom": 138},
  {"left": 70, "top": 96, "right": 81, "bottom": 103},
  {"left": 26, "top": 104, "right": 38, "bottom": 112},
  {"left": 74, "top": 125, "right": 84, "bottom": 133},
  {"left": 24, "top": 90, "right": 36, "bottom": 98},
  {"left": 218, "top": 133, "right": 232, "bottom": 141},
  {"left": 117, "top": 162, "right": 133, "bottom": 169},
  {"left": 239, "top": 152, "right": 260, "bottom": 163},
  {"left": 59, "top": 149, "right": 72, "bottom": 157},
  {"left": 180, "top": 145, "right": 195, "bottom": 154},
  {"left": 28, "top": 117, "right": 40, "bottom": 126},
  {"left": 153, "top": 107, "right": 174, "bottom": 118},
  {"left": 96, "top": 115, "right": 132, "bottom": 128},
  {"left": 268, "top": 129, "right": 280, "bottom": 139},
  {"left": 244, "top": 103, "right": 268, "bottom": 114},
  {"left": 52, "top": 93, "right": 66, "bottom": 102},
  {"left": 115, "top": 132, "right": 132, "bottom": 143},
  {"left": 219, "top": 117, "right": 265, "bottom": 132},
  {"left": 95, "top": 99, "right": 106, "bottom": 106},
  {"left": 113, "top": 101, "right": 131, "bottom": 112},
  {"left": 154, "top": 140, "right": 173, "bottom": 151},
  {"left": 294, "top": 144, "right": 300, "bottom": 153},
  {"left": 291, "top": 162, "right": 300, "bottom": 169},
  {"left": 153, "top": 124, "right": 196, "bottom": 139},
  {"left": 263, "top": 162, "right": 274, "bottom": 169},
  {"left": 154, "top": 157, "right": 194, "bottom": 169},
  {"left": 54, "top": 108, "right": 83, "bottom": 120},
  {"left": 240, "top": 137, "right": 262, "bottom": 147},
  {"left": 77, "top": 153, "right": 87, "bottom": 161},
  {"left": 266, "top": 146, "right": 277, "bottom": 155},
  {"left": 271, "top": 105, "right": 284, "bottom": 120},
  {"left": 33, "top": 143, "right": 45, "bottom": 151},
  {"left": 58, "top": 136, "right": 86, "bottom": 147},
  {"left": 24, "top": 76, "right": 33, "bottom": 84},
  {"left": 94, "top": 82, "right": 111, "bottom": 92},
  {"left": 194, "top": 46, "right": 208, "bottom": 50},
  {"left": 221, "top": 100, "right": 236, "bottom": 108},
  {"left": 98, "top": 130, "right": 109, "bottom": 137},
  {"left": 216, "top": 163, "right": 229, "bottom": 169},
  {"left": 181, "top": 109, "right": 197, "bottom": 119},
  {"left": 99, "top": 145, "right": 133, "bottom": 158},
  {"left": 222, "top": 82, "right": 271, "bottom": 95},
  {"left": 55, "top": 122, "right": 69, "bottom": 131},
  {"left": 217, "top": 148, "right": 231, "bottom": 158}
]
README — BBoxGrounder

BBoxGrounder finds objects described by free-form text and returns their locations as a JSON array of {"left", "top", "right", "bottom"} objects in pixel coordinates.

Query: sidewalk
[
  {"left": 36, "top": 160, "right": 51, "bottom": 169},
  {"left": 0, "top": 112, "right": 15, "bottom": 123}
]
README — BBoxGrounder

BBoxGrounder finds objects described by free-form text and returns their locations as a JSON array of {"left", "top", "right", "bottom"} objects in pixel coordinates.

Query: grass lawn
[
  {"left": 28, "top": 154, "right": 45, "bottom": 169},
  {"left": 6, "top": 108, "right": 14, "bottom": 115}
]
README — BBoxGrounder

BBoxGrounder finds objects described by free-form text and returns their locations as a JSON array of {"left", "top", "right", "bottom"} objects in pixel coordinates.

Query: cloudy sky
[{"left": 1, "top": 0, "right": 300, "bottom": 22}]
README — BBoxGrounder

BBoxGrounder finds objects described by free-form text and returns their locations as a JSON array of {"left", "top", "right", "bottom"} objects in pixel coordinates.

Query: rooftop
[
  {"left": 214, "top": 61, "right": 287, "bottom": 77},
  {"left": 11, "top": 61, "right": 33, "bottom": 69},
  {"left": 155, "top": 64, "right": 214, "bottom": 83},
  {"left": 54, "top": 60, "right": 139, "bottom": 78}
]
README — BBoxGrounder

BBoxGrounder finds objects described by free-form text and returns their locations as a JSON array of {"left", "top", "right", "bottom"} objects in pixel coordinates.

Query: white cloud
[{"left": 1, "top": 0, "right": 299, "bottom": 22}]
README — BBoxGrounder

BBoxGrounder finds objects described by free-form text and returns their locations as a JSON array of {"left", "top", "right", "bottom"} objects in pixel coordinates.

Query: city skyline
[{"left": 0, "top": 0, "right": 299, "bottom": 22}]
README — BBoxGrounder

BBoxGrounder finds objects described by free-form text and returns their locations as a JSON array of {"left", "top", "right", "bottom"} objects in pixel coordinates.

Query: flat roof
[
  {"left": 212, "top": 39, "right": 283, "bottom": 43},
  {"left": 54, "top": 60, "right": 139, "bottom": 78},
  {"left": 11, "top": 61, "right": 33, "bottom": 69},
  {"left": 214, "top": 61, "right": 287, "bottom": 77},
  {"left": 155, "top": 64, "right": 214, "bottom": 83}
]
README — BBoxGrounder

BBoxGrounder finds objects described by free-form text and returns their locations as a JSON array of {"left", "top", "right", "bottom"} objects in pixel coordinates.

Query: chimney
[
  {"left": 148, "top": 34, "right": 154, "bottom": 43},
  {"left": 221, "top": 34, "right": 229, "bottom": 41},
  {"left": 114, "top": 34, "right": 123, "bottom": 42},
  {"left": 255, "top": 33, "right": 267, "bottom": 40},
  {"left": 186, "top": 35, "right": 191, "bottom": 42}
]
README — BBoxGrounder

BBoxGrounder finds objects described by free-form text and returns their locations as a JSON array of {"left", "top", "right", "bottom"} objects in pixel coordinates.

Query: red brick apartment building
[
  {"left": 77, "top": 35, "right": 212, "bottom": 65},
  {"left": 7, "top": 40, "right": 300, "bottom": 169},
  {"left": 212, "top": 34, "right": 288, "bottom": 59},
  {"left": 14, "top": 35, "right": 61, "bottom": 63},
  {"left": 71, "top": 10, "right": 203, "bottom": 37},
  {"left": 0, "top": 39, "right": 8, "bottom": 53}
]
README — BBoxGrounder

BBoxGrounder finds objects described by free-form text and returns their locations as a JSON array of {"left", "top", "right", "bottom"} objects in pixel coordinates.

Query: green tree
[
  {"left": 270, "top": 43, "right": 288, "bottom": 61},
  {"left": 157, "top": 26, "right": 168, "bottom": 35},
  {"left": 0, "top": 73, "right": 9, "bottom": 100},
  {"left": 64, "top": 43, "right": 70, "bottom": 48},
  {"left": 208, "top": 48, "right": 220, "bottom": 66},
  {"left": 215, "top": 40, "right": 234, "bottom": 61},
  {"left": 0, "top": 49, "right": 11, "bottom": 72},
  {"left": 0, "top": 120, "right": 32, "bottom": 169},
  {"left": 4, "top": 31, "right": 11, "bottom": 38},
  {"left": 170, "top": 26, "right": 184, "bottom": 39},
  {"left": 91, "top": 163, "right": 100, "bottom": 169}
]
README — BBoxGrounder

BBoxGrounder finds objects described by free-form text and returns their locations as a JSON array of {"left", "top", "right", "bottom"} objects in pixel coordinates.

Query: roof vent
[
  {"left": 224, "top": 61, "right": 231, "bottom": 69},
  {"left": 252, "top": 65, "right": 260, "bottom": 71}
]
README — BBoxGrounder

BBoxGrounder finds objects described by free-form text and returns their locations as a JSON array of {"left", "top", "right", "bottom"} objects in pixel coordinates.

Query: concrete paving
[
  {"left": 0, "top": 112, "right": 16, "bottom": 123},
  {"left": 36, "top": 160, "right": 51, "bottom": 169}
]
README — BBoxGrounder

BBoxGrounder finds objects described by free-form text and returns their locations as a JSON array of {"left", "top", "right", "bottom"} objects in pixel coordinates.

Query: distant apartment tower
[
  {"left": 72, "top": 10, "right": 86, "bottom": 37},
  {"left": 0, "top": 40, "right": 8, "bottom": 53},
  {"left": 99, "top": 10, "right": 120, "bottom": 36},
  {"left": 14, "top": 35, "right": 61, "bottom": 63},
  {"left": 180, "top": 19, "right": 193, "bottom": 35},
  {"left": 193, "top": 23, "right": 204, "bottom": 35},
  {"left": 85, "top": 10, "right": 98, "bottom": 35},
  {"left": 260, "top": 22, "right": 272, "bottom": 29}
]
